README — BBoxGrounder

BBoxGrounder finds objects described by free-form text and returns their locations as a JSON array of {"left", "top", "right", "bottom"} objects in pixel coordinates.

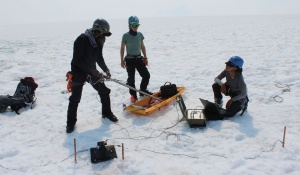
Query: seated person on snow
[{"left": 212, "top": 56, "right": 248, "bottom": 119}]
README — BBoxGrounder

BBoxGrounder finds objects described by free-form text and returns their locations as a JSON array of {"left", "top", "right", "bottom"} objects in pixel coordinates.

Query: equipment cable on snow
[{"left": 271, "top": 82, "right": 300, "bottom": 102}]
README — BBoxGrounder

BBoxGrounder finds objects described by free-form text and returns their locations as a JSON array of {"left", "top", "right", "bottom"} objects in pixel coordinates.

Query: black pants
[
  {"left": 67, "top": 73, "right": 112, "bottom": 126},
  {"left": 125, "top": 58, "right": 150, "bottom": 96},
  {"left": 212, "top": 83, "right": 243, "bottom": 118},
  {"left": 212, "top": 82, "right": 223, "bottom": 99}
]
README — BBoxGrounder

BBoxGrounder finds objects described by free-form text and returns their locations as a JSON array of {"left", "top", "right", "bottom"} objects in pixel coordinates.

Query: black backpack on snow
[{"left": 0, "top": 77, "right": 38, "bottom": 114}]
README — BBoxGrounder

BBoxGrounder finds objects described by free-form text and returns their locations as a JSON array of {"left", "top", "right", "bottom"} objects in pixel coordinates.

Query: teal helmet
[
  {"left": 128, "top": 16, "right": 139, "bottom": 25},
  {"left": 92, "top": 18, "right": 111, "bottom": 36},
  {"left": 226, "top": 56, "right": 244, "bottom": 69}
]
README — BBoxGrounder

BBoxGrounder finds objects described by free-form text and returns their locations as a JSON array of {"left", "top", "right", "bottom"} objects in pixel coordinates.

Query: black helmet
[{"left": 92, "top": 19, "right": 111, "bottom": 37}]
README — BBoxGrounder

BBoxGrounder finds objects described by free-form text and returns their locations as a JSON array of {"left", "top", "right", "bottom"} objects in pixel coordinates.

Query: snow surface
[{"left": 1, "top": 15, "right": 300, "bottom": 175}]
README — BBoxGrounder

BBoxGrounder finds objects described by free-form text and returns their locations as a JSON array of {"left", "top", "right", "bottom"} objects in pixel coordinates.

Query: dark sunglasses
[
  {"left": 93, "top": 30, "right": 111, "bottom": 37},
  {"left": 131, "top": 24, "right": 139, "bottom": 28},
  {"left": 226, "top": 61, "right": 235, "bottom": 67}
]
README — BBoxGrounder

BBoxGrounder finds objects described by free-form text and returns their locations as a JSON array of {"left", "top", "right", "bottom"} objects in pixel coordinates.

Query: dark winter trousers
[
  {"left": 125, "top": 58, "right": 150, "bottom": 96},
  {"left": 67, "top": 73, "right": 112, "bottom": 127},
  {"left": 212, "top": 83, "right": 244, "bottom": 118}
]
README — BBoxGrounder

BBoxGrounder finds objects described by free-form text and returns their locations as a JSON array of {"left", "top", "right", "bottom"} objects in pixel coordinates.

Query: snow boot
[
  {"left": 102, "top": 113, "right": 118, "bottom": 122},
  {"left": 214, "top": 98, "right": 223, "bottom": 108},
  {"left": 66, "top": 125, "right": 75, "bottom": 133},
  {"left": 130, "top": 95, "right": 138, "bottom": 103}
]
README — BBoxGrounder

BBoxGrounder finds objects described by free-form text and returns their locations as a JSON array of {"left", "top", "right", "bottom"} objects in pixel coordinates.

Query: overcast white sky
[{"left": 0, "top": 0, "right": 300, "bottom": 25}]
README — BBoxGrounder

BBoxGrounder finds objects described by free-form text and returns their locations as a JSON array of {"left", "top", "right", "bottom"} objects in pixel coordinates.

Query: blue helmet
[
  {"left": 128, "top": 16, "right": 139, "bottom": 25},
  {"left": 227, "top": 56, "right": 244, "bottom": 69}
]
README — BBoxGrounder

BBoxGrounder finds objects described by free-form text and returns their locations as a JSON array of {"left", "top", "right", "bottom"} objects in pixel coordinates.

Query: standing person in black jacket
[{"left": 66, "top": 19, "right": 118, "bottom": 133}]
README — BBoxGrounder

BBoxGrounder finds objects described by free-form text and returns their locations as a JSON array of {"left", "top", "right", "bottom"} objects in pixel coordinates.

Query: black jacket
[{"left": 71, "top": 33, "right": 108, "bottom": 74}]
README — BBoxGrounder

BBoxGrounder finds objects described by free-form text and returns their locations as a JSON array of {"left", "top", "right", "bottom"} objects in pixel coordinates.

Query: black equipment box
[
  {"left": 160, "top": 82, "right": 177, "bottom": 98},
  {"left": 90, "top": 141, "right": 117, "bottom": 163},
  {"left": 177, "top": 95, "right": 206, "bottom": 128}
]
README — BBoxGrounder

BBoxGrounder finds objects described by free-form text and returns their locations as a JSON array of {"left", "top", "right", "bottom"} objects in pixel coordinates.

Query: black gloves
[
  {"left": 90, "top": 69, "right": 111, "bottom": 79},
  {"left": 105, "top": 70, "right": 111, "bottom": 79}
]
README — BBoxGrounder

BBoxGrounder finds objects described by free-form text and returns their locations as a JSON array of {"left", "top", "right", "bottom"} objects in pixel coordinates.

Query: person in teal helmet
[
  {"left": 120, "top": 16, "right": 152, "bottom": 103},
  {"left": 212, "top": 56, "right": 249, "bottom": 119}
]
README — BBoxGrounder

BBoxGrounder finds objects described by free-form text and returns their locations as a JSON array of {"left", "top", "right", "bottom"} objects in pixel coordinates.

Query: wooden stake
[
  {"left": 74, "top": 138, "right": 77, "bottom": 163},
  {"left": 282, "top": 126, "right": 286, "bottom": 148},
  {"left": 122, "top": 143, "right": 124, "bottom": 160}
]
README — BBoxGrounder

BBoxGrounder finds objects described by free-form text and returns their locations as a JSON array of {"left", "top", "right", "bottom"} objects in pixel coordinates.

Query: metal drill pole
[{"left": 107, "top": 78, "right": 163, "bottom": 102}]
